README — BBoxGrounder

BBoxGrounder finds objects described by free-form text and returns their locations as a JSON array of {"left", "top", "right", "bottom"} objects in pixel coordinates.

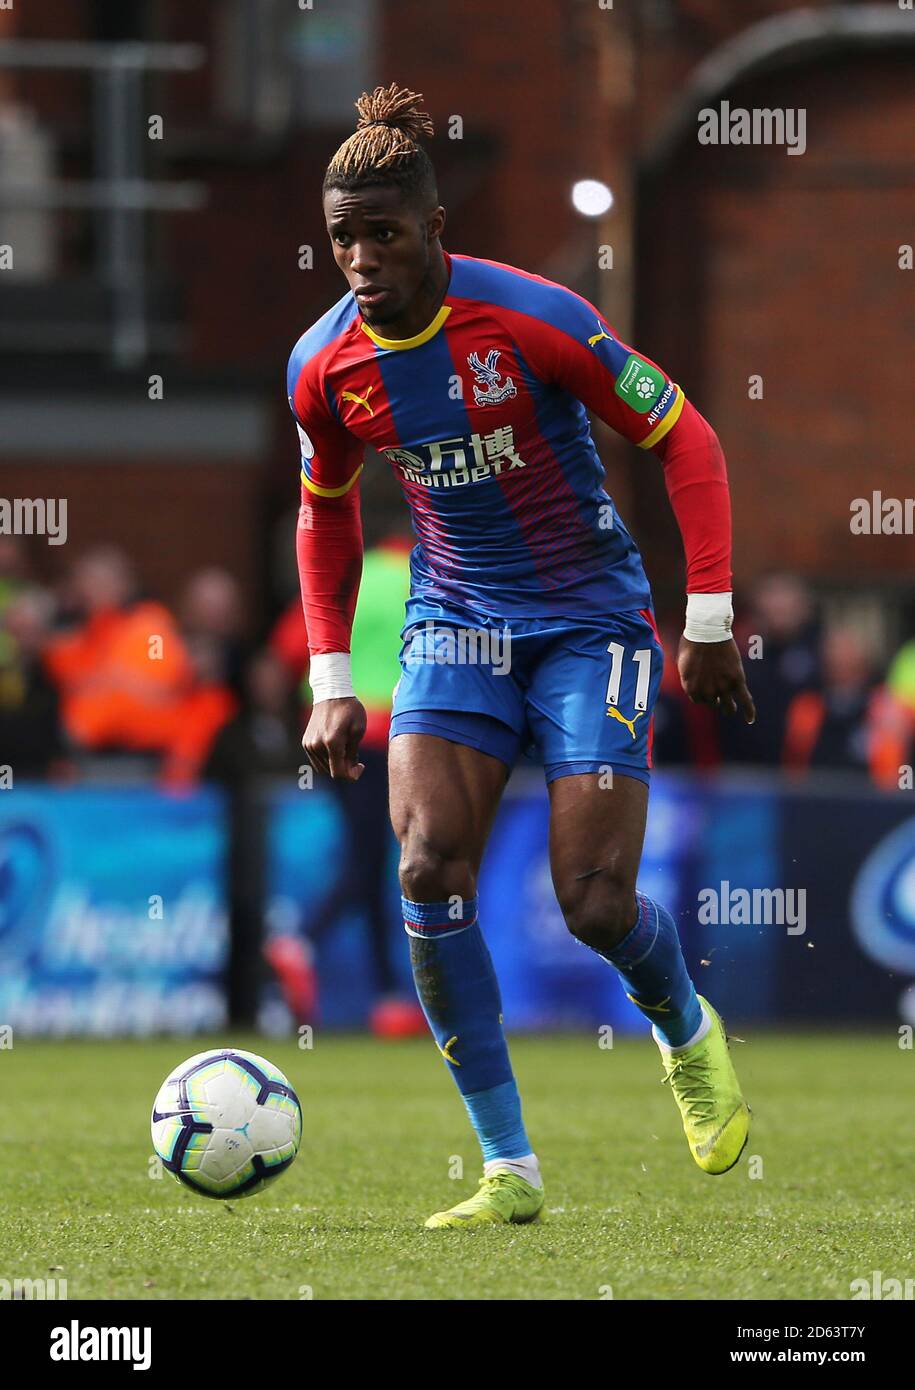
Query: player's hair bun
[
  {"left": 353, "top": 83, "right": 434, "bottom": 142},
  {"left": 325, "top": 81, "right": 437, "bottom": 183}
]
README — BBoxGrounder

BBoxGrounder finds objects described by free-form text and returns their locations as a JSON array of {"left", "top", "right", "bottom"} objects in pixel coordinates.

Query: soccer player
[{"left": 288, "top": 84, "right": 756, "bottom": 1229}]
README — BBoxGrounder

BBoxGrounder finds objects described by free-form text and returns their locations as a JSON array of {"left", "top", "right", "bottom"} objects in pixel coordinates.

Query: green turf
[{"left": 1, "top": 1032, "right": 912, "bottom": 1300}]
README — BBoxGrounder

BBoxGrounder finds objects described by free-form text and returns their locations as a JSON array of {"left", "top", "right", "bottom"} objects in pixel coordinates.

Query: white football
[{"left": 151, "top": 1049, "right": 302, "bottom": 1199}]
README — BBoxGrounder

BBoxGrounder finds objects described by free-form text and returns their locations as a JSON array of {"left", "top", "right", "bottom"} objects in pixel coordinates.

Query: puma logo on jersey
[
  {"left": 606, "top": 705, "right": 646, "bottom": 739},
  {"left": 588, "top": 322, "right": 615, "bottom": 348},
  {"left": 341, "top": 385, "right": 375, "bottom": 416}
]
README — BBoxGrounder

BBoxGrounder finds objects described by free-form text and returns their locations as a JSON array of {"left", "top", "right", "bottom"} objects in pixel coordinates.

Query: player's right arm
[{"left": 288, "top": 348, "right": 367, "bottom": 780}]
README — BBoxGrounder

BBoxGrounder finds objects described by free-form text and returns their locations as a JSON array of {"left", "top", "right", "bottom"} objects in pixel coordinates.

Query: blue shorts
[{"left": 389, "top": 605, "right": 664, "bottom": 784}]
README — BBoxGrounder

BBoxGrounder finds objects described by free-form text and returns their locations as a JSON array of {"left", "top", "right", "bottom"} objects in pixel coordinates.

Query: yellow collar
[{"left": 359, "top": 303, "right": 452, "bottom": 351}]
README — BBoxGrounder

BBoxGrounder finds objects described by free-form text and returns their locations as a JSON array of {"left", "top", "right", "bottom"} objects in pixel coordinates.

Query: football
[{"left": 151, "top": 1049, "right": 302, "bottom": 1199}]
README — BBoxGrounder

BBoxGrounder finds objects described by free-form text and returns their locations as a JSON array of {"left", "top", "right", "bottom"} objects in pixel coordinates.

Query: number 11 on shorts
[{"left": 605, "top": 642, "right": 652, "bottom": 711}]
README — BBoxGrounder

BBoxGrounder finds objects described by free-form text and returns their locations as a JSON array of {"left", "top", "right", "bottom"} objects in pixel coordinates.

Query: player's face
[{"left": 324, "top": 186, "right": 446, "bottom": 330}]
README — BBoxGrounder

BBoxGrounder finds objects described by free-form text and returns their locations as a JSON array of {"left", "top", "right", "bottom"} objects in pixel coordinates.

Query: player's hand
[
  {"left": 677, "top": 636, "right": 756, "bottom": 723},
  {"left": 303, "top": 696, "right": 367, "bottom": 781}
]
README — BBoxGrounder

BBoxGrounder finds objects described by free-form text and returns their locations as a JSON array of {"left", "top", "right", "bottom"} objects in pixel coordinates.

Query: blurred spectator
[
  {"left": 721, "top": 572, "right": 821, "bottom": 765},
  {"left": 0, "top": 586, "right": 67, "bottom": 777},
  {"left": 161, "top": 633, "right": 239, "bottom": 788},
  {"left": 868, "top": 636, "right": 915, "bottom": 790},
  {"left": 0, "top": 533, "right": 29, "bottom": 596},
  {"left": 783, "top": 625, "right": 878, "bottom": 775},
  {"left": 43, "top": 546, "right": 192, "bottom": 754},
  {"left": 0, "top": 536, "right": 31, "bottom": 666},
  {"left": 179, "top": 567, "right": 249, "bottom": 696},
  {"left": 205, "top": 648, "right": 303, "bottom": 784}
]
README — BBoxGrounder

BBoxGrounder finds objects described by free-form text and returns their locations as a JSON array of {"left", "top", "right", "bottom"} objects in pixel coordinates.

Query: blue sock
[
  {"left": 403, "top": 895, "right": 532, "bottom": 1162},
  {"left": 601, "top": 892, "right": 703, "bottom": 1048}
]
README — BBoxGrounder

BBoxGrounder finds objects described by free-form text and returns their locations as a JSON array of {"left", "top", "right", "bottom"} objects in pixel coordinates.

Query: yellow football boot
[
  {"left": 659, "top": 995, "right": 750, "bottom": 1174},
  {"left": 424, "top": 1171, "right": 546, "bottom": 1229}
]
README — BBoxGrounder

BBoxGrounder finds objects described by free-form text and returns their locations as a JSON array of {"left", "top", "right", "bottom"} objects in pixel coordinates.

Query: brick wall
[
  {"left": 3, "top": 0, "right": 911, "bottom": 613},
  {"left": 634, "top": 50, "right": 915, "bottom": 605},
  {"left": 3, "top": 459, "right": 264, "bottom": 624}
]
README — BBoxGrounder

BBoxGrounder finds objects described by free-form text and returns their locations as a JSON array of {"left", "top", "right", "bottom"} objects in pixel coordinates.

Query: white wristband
[
  {"left": 309, "top": 652, "right": 354, "bottom": 701},
  {"left": 684, "top": 592, "right": 734, "bottom": 643}
]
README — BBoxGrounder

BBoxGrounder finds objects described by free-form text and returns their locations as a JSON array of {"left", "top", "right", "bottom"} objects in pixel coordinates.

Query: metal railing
[{"left": 0, "top": 40, "right": 208, "bottom": 367}]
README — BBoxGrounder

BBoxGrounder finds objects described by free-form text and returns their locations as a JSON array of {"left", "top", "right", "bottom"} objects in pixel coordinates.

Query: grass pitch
[{"left": 2, "top": 1032, "right": 912, "bottom": 1300}]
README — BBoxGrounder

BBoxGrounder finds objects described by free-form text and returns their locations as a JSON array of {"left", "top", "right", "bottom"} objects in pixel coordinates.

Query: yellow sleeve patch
[
  {"left": 300, "top": 462, "right": 364, "bottom": 498},
  {"left": 638, "top": 386, "right": 685, "bottom": 450}
]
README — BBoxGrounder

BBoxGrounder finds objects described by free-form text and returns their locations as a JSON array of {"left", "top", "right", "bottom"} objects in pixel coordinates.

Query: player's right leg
[{"left": 389, "top": 724, "right": 545, "bottom": 1229}]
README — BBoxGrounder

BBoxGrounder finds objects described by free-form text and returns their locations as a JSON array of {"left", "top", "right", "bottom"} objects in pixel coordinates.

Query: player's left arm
[
  {"left": 528, "top": 293, "right": 755, "bottom": 722},
  {"left": 651, "top": 402, "right": 755, "bottom": 722}
]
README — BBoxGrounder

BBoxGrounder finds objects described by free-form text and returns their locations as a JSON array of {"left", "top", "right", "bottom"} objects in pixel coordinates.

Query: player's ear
[{"left": 428, "top": 205, "right": 446, "bottom": 242}]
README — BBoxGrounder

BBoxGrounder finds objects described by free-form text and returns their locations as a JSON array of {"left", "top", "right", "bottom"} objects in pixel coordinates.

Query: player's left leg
[
  {"left": 527, "top": 609, "right": 749, "bottom": 1174},
  {"left": 547, "top": 771, "right": 749, "bottom": 1173}
]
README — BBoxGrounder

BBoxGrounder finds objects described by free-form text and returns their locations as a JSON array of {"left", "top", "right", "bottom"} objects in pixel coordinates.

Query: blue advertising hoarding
[
  {"left": 260, "top": 771, "right": 780, "bottom": 1032},
  {"left": 263, "top": 770, "right": 915, "bottom": 1032},
  {"left": 2, "top": 772, "right": 912, "bottom": 1036},
  {"left": 0, "top": 785, "right": 229, "bottom": 1035},
  {"left": 263, "top": 782, "right": 410, "bottom": 1027}
]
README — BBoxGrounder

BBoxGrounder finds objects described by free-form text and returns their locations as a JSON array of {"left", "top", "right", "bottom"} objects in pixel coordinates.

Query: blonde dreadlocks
[{"left": 323, "top": 83, "right": 437, "bottom": 207}]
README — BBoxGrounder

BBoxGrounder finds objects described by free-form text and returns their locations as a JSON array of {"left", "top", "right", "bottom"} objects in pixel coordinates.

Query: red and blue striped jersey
[{"left": 287, "top": 251, "right": 687, "bottom": 622}]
